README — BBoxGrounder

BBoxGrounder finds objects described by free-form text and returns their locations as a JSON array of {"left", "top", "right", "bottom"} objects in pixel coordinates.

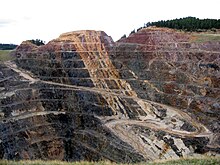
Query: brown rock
[{"left": 0, "top": 27, "right": 219, "bottom": 162}]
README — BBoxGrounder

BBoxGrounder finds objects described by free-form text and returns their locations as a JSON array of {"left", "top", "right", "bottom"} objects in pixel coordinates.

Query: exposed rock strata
[{"left": 0, "top": 28, "right": 219, "bottom": 162}]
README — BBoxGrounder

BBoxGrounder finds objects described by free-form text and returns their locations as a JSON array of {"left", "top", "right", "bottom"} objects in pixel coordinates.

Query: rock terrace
[{"left": 0, "top": 28, "right": 219, "bottom": 162}]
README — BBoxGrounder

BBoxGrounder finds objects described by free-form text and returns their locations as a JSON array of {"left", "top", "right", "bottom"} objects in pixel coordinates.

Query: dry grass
[
  {"left": 0, "top": 157, "right": 219, "bottom": 165},
  {"left": 191, "top": 33, "right": 220, "bottom": 43},
  {"left": 0, "top": 50, "right": 15, "bottom": 62},
  {"left": 0, "top": 160, "right": 117, "bottom": 165}
]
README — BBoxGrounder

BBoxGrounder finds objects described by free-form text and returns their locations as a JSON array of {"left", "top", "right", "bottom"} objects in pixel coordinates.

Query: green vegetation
[
  {"left": 0, "top": 50, "right": 14, "bottom": 62},
  {"left": 152, "top": 157, "right": 220, "bottom": 165},
  {"left": 145, "top": 17, "right": 220, "bottom": 31},
  {"left": 120, "top": 34, "right": 127, "bottom": 40},
  {"left": 0, "top": 157, "right": 219, "bottom": 165},
  {"left": 129, "top": 29, "right": 136, "bottom": 35},
  {"left": 27, "top": 39, "right": 45, "bottom": 46},
  {"left": 0, "top": 44, "right": 17, "bottom": 50},
  {"left": 191, "top": 33, "right": 220, "bottom": 42}
]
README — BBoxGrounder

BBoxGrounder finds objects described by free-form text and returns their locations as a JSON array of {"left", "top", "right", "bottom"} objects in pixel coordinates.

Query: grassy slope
[
  {"left": 191, "top": 33, "right": 220, "bottom": 42},
  {"left": 0, "top": 157, "right": 219, "bottom": 165},
  {"left": 0, "top": 50, "right": 14, "bottom": 62}
]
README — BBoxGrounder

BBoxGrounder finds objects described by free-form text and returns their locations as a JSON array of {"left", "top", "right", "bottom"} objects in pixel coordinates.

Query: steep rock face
[
  {"left": 0, "top": 28, "right": 219, "bottom": 162},
  {"left": 115, "top": 28, "right": 220, "bottom": 133}
]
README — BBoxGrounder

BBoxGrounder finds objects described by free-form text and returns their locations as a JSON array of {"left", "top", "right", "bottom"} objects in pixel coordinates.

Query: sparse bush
[
  {"left": 129, "top": 29, "right": 136, "bottom": 35},
  {"left": 120, "top": 34, "right": 127, "bottom": 39},
  {"left": 28, "top": 39, "right": 45, "bottom": 46}
]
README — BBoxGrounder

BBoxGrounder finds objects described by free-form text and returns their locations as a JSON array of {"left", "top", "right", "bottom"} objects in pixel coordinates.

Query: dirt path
[
  {"left": 105, "top": 119, "right": 211, "bottom": 138},
  {"left": 4, "top": 61, "right": 38, "bottom": 83},
  {"left": 4, "top": 61, "right": 212, "bottom": 137},
  {"left": 4, "top": 61, "right": 214, "bottom": 158}
]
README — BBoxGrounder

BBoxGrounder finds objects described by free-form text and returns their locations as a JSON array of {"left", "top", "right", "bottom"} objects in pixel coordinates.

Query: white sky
[{"left": 0, "top": 0, "right": 220, "bottom": 44}]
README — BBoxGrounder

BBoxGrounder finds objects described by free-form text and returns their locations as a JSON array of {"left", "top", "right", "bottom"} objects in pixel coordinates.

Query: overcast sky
[{"left": 0, "top": 0, "right": 220, "bottom": 44}]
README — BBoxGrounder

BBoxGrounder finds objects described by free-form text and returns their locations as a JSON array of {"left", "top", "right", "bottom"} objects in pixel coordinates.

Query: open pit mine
[{"left": 0, "top": 27, "right": 219, "bottom": 162}]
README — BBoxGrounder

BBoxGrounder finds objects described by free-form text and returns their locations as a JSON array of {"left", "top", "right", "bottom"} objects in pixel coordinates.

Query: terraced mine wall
[{"left": 0, "top": 28, "right": 219, "bottom": 162}]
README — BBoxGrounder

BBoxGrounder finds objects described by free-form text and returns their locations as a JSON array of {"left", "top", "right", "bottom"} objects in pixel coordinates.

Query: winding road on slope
[{"left": 4, "top": 61, "right": 212, "bottom": 138}]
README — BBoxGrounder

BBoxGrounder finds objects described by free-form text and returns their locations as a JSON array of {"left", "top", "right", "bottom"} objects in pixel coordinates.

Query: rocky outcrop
[{"left": 0, "top": 28, "right": 219, "bottom": 162}]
